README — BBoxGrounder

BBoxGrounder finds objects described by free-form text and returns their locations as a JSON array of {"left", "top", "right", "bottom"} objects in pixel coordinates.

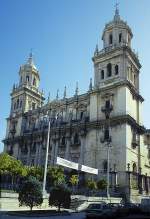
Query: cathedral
[{"left": 3, "top": 8, "right": 150, "bottom": 202}]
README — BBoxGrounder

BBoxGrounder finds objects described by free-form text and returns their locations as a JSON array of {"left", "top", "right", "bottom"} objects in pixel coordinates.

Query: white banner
[
  {"left": 56, "top": 157, "right": 79, "bottom": 170},
  {"left": 81, "top": 164, "right": 98, "bottom": 175}
]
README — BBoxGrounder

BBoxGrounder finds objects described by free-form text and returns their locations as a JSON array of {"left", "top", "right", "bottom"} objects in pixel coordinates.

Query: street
[{"left": 0, "top": 212, "right": 86, "bottom": 219}]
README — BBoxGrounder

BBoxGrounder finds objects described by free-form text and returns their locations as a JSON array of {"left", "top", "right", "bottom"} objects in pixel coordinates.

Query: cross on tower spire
[
  {"left": 114, "top": 2, "right": 120, "bottom": 21},
  {"left": 27, "top": 49, "right": 34, "bottom": 66}
]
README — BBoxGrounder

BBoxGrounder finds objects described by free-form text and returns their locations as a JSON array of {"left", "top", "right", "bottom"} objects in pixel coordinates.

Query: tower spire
[
  {"left": 63, "top": 86, "right": 67, "bottom": 99},
  {"left": 114, "top": 2, "right": 120, "bottom": 21},
  {"left": 89, "top": 78, "right": 93, "bottom": 91},
  {"left": 27, "top": 49, "right": 34, "bottom": 66},
  {"left": 75, "top": 82, "right": 79, "bottom": 96},
  {"left": 56, "top": 89, "right": 59, "bottom": 100},
  {"left": 47, "top": 92, "right": 50, "bottom": 103}
]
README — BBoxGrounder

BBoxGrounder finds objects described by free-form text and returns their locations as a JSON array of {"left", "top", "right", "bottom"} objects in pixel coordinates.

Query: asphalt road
[
  {"left": 1, "top": 212, "right": 150, "bottom": 219},
  {"left": 0, "top": 212, "right": 86, "bottom": 219}
]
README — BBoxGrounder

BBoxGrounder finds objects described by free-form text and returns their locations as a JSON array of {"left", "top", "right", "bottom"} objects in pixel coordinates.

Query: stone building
[{"left": 3, "top": 8, "right": 150, "bottom": 201}]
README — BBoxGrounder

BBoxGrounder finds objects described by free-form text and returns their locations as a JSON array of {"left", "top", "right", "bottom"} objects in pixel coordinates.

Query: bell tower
[
  {"left": 4, "top": 53, "right": 45, "bottom": 157},
  {"left": 88, "top": 7, "right": 146, "bottom": 194},
  {"left": 93, "top": 7, "right": 140, "bottom": 92},
  {"left": 10, "top": 53, "right": 44, "bottom": 115}
]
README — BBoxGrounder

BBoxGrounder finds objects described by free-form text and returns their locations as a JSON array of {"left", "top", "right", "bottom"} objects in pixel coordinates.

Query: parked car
[
  {"left": 107, "top": 203, "right": 122, "bottom": 209},
  {"left": 85, "top": 203, "right": 117, "bottom": 219}
]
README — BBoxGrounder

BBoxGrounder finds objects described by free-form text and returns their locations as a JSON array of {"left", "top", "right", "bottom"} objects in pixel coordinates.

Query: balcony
[
  {"left": 132, "top": 139, "right": 139, "bottom": 148},
  {"left": 100, "top": 136, "right": 112, "bottom": 143},
  {"left": 59, "top": 144, "right": 66, "bottom": 149},
  {"left": 10, "top": 128, "right": 16, "bottom": 135},
  {"left": 70, "top": 141, "right": 80, "bottom": 148},
  {"left": 101, "top": 105, "right": 113, "bottom": 114}
]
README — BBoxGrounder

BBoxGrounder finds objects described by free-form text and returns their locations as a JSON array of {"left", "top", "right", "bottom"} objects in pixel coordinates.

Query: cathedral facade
[{"left": 3, "top": 9, "right": 150, "bottom": 202}]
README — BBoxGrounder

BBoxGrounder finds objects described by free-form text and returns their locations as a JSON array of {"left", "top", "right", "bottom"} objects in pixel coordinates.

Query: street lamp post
[
  {"left": 42, "top": 118, "right": 51, "bottom": 196},
  {"left": 106, "top": 142, "right": 110, "bottom": 199}
]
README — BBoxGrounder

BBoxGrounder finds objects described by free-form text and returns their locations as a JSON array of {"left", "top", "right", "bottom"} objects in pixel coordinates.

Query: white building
[{"left": 3, "top": 8, "right": 150, "bottom": 202}]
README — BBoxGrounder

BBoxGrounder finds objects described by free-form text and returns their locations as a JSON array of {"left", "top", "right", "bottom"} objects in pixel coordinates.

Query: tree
[
  {"left": 97, "top": 179, "right": 107, "bottom": 191},
  {"left": 69, "top": 174, "right": 79, "bottom": 186},
  {"left": 47, "top": 166, "right": 65, "bottom": 187},
  {"left": 18, "top": 176, "right": 43, "bottom": 211},
  {"left": 49, "top": 184, "right": 71, "bottom": 211},
  {"left": 26, "top": 166, "right": 43, "bottom": 181},
  {"left": 86, "top": 179, "right": 97, "bottom": 190},
  {"left": 0, "top": 153, "right": 27, "bottom": 188},
  {"left": 0, "top": 153, "right": 12, "bottom": 175},
  {"left": 69, "top": 174, "right": 78, "bottom": 193}
]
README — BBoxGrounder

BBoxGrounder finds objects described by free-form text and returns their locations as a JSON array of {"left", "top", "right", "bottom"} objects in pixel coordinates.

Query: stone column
[
  {"left": 38, "top": 142, "right": 42, "bottom": 166},
  {"left": 50, "top": 139, "right": 55, "bottom": 165},
  {"left": 141, "top": 175, "right": 144, "bottom": 192},
  {"left": 79, "top": 130, "right": 86, "bottom": 165},
  {"left": 35, "top": 142, "right": 39, "bottom": 166},
  {"left": 17, "top": 145, "right": 21, "bottom": 161},
  {"left": 110, "top": 168, "right": 113, "bottom": 187},
  {"left": 65, "top": 136, "right": 71, "bottom": 160},
  {"left": 27, "top": 145, "right": 31, "bottom": 165},
  {"left": 112, "top": 171, "right": 118, "bottom": 188},
  {"left": 145, "top": 174, "right": 149, "bottom": 193},
  {"left": 53, "top": 135, "right": 60, "bottom": 165}
]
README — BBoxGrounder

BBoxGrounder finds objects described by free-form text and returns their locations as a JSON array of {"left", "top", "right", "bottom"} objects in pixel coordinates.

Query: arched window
[
  {"left": 17, "top": 99, "right": 19, "bottom": 108},
  {"left": 32, "top": 102, "right": 36, "bottom": 110},
  {"left": 109, "top": 34, "right": 113, "bottom": 45},
  {"left": 119, "top": 33, "right": 122, "bottom": 43},
  {"left": 20, "top": 76, "right": 22, "bottom": 84},
  {"left": 74, "top": 133, "right": 79, "bottom": 144},
  {"left": 80, "top": 112, "right": 84, "bottom": 120},
  {"left": 134, "top": 74, "right": 136, "bottom": 85},
  {"left": 26, "top": 75, "right": 29, "bottom": 82},
  {"left": 101, "top": 70, "right": 104, "bottom": 79},
  {"left": 20, "top": 100, "right": 22, "bottom": 108},
  {"left": 31, "top": 142, "right": 36, "bottom": 154},
  {"left": 132, "top": 163, "right": 137, "bottom": 173},
  {"left": 107, "top": 63, "right": 112, "bottom": 77},
  {"left": 14, "top": 102, "right": 16, "bottom": 110},
  {"left": 115, "top": 65, "right": 119, "bottom": 75},
  {"left": 62, "top": 136, "right": 66, "bottom": 145},
  {"left": 33, "top": 77, "right": 36, "bottom": 86},
  {"left": 104, "top": 129, "right": 110, "bottom": 141},
  {"left": 103, "top": 160, "right": 108, "bottom": 173}
]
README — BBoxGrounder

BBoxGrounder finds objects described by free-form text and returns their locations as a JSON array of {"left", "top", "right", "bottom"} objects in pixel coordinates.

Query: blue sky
[{"left": 0, "top": 0, "right": 150, "bottom": 152}]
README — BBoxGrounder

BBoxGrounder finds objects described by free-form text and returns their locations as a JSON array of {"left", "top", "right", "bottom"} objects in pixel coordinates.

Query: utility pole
[{"left": 106, "top": 141, "right": 111, "bottom": 199}]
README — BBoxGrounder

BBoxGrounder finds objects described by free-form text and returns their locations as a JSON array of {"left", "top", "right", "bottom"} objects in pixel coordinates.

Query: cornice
[{"left": 3, "top": 114, "right": 145, "bottom": 144}]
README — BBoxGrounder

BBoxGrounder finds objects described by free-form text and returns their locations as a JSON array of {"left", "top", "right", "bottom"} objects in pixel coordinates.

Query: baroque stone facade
[{"left": 3, "top": 8, "right": 150, "bottom": 201}]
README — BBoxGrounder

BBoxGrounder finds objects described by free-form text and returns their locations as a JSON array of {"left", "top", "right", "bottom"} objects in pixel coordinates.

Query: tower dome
[
  {"left": 19, "top": 52, "right": 40, "bottom": 88},
  {"left": 22, "top": 52, "right": 37, "bottom": 71},
  {"left": 102, "top": 7, "right": 133, "bottom": 49}
]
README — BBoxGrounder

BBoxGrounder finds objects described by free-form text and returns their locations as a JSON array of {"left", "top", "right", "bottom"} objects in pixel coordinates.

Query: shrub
[
  {"left": 49, "top": 184, "right": 71, "bottom": 211},
  {"left": 18, "top": 176, "right": 43, "bottom": 211},
  {"left": 86, "top": 179, "right": 97, "bottom": 190},
  {"left": 97, "top": 179, "right": 107, "bottom": 190}
]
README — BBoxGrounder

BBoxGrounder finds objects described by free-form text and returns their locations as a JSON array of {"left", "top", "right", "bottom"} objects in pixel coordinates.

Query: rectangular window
[
  {"left": 119, "top": 33, "right": 122, "bottom": 43},
  {"left": 104, "top": 129, "right": 109, "bottom": 141},
  {"left": 32, "top": 103, "right": 36, "bottom": 110},
  {"left": 101, "top": 70, "right": 104, "bottom": 79},
  {"left": 105, "top": 100, "right": 110, "bottom": 109}
]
